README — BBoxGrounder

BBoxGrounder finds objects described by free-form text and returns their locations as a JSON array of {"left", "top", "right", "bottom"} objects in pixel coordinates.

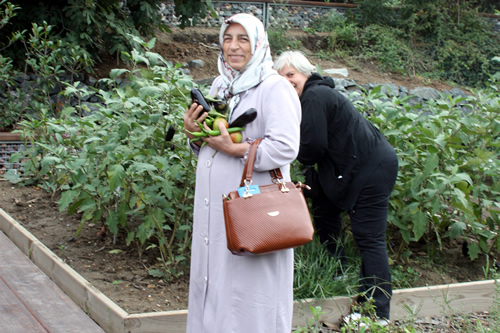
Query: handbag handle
[{"left": 239, "top": 139, "right": 284, "bottom": 187}]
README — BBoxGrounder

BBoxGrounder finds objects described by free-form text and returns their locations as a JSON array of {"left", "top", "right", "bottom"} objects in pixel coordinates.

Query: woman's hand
[
  {"left": 184, "top": 103, "right": 207, "bottom": 145},
  {"left": 203, "top": 121, "right": 250, "bottom": 157}
]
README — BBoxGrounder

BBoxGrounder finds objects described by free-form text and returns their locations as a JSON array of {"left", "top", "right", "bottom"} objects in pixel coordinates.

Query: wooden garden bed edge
[{"left": 0, "top": 208, "right": 498, "bottom": 332}]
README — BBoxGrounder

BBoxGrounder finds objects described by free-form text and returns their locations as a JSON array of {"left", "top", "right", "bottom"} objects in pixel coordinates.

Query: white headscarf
[{"left": 217, "top": 13, "right": 276, "bottom": 121}]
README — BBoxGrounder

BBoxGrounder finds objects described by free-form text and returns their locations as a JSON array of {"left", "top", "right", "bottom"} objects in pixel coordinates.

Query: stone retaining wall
[
  {"left": 159, "top": 1, "right": 500, "bottom": 31},
  {"left": 160, "top": 1, "right": 347, "bottom": 29}
]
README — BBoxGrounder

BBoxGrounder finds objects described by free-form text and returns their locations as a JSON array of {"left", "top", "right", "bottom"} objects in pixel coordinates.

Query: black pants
[{"left": 309, "top": 152, "right": 398, "bottom": 319}]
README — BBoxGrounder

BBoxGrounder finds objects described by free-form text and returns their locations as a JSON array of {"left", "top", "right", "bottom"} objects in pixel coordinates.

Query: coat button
[
  {"left": 204, "top": 198, "right": 209, "bottom": 205},
  {"left": 204, "top": 237, "right": 209, "bottom": 245},
  {"left": 206, "top": 160, "right": 211, "bottom": 167}
]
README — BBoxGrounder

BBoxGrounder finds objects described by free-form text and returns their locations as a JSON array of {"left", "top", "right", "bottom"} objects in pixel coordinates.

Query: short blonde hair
[{"left": 273, "top": 51, "right": 316, "bottom": 77}]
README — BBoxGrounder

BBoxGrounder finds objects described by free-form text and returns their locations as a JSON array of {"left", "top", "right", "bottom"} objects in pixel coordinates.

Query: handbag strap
[{"left": 239, "top": 138, "right": 284, "bottom": 187}]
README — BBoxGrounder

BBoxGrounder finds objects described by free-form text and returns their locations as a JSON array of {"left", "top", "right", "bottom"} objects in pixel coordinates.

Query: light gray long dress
[{"left": 186, "top": 73, "right": 301, "bottom": 333}]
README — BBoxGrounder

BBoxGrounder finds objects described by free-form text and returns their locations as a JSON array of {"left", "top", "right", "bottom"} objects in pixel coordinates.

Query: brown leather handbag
[{"left": 222, "top": 139, "right": 314, "bottom": 255}]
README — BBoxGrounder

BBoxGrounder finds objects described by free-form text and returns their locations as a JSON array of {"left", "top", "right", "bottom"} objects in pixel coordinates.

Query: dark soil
[{"left": 0, "top": 28, "right": 491, "bottom": 318}]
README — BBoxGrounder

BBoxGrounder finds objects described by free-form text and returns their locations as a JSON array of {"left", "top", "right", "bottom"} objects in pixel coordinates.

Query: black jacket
[{"left": 298, "top": 73, "right": 395, "bottom": 210}]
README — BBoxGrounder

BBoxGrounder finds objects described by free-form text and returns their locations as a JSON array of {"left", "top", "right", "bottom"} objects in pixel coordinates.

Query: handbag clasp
[
  {"left": 278, "top": 179, "right": 290, "bottom": 193},
  {"left": 243, "top": 180, "right": 254, "bottom": 198}
]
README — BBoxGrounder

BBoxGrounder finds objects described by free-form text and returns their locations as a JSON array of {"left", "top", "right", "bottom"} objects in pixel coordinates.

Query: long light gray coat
[{"left": 186, "top": 73, "right": 301, "bottom": 333}]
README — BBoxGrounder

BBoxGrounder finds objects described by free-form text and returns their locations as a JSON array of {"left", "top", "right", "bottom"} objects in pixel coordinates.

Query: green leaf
[
  {"left": 430, "top": 197, "right": 442, "bottom": 214},
  {"left": 412, "top": 210, "right": 427, "bottom": 241},
  {"left": 4, "top": 170, "right": 21, "bottom": 183},
  {"left": 422, "top": 153, "right": 439, "bottom": 178},
  {"left": 132, "top": 49, "right": 150, "bottom": 66},
  {"left": 59, "top": 190, "right": 79, "bottom": 212},
  {"left": 146, "top": 38, "right": 157, "bottom": 50},
  {"left": 139, "top": 86, "right": 163, "bottom": 99},
  {"left": 450, "top": 173, "right": 473, "bottom": 185},
  {"left": 448, "top": 221, "right": 466, "bottom": 239},
  {"left": 129, "top": 162, "right": 157, "bottom": 175},
  {"left": 467, "top": 242, "right": 481, "bottom": 260},
  {"left": 110, "top": 68, "right": 130, "bottom": 79},
  {"left": 126, "top": 231, "right": 135, "bottom": 246},
  {"left": 67, "top": 198, "right": 85, "bottom": 215},
  {"left": 451, "top": 188, "right": 473, "bottom": 215},
  {"left": 67, "top": 158, "right": 87, "bottom": 171},
  {"left": 474, "top": 148, "right": 494, "bottom": 162},
  {"left": 433, "top": 133, "right": 446, "bottom": 149},
  {"left": 106, "top": 211, "right": 119, "bottom": 235},
  {"left": 79, "top": 199, "right": 97, "bottom": 212},
  {"left": 107, "top": 164, "right": 125, "bottom": 192},
  {"left": 83, "top": 136, "right": 103, "bottom": 144},
  {"left": 42, "top": 156, "right": 61, "bottom": 168}
]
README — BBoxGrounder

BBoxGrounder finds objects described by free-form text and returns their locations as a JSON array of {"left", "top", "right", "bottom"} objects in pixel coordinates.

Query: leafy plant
[
  {"left": 174, "top": 0, "right": 215, "bottom": 28},
  {"left": 399, "top": 0, "right": 500, "bottom": 87},
  {"left": 11, "top": 41, "right": 198, "bottom": 281},
  {"left": 390, "top": 265, "right": 420, "bottom": 289},
  {"left": 355, "top": 84, "right": 500, "bottom": 260},
  {"left": 0, "top": 18, "right": 95, "bottom": 130},
  {"left": 357, "top": 24, "right": 413, "bottom": 75},
  {"left": 0, "top": 0, "right": 213, "bottom": 68},
  {"left": 312, "top": 0, "right": 500, "bottom": 87},
  {"left": 268, "top": 16, "right": 302, "bottom": 54},
  {"left": 309, "top": 10, "right": 348, "bottom": 33},
  {"left": 293, "top": 305, "right": 325, "bottom": 333},
  {"left": 349, "top": 0, "right": 401, "bottom": 28}
]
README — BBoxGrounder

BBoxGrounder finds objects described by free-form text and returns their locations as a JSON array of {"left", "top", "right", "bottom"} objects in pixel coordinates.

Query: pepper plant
[{"left": 11, "top": 40, "right": 198, "bottom": 280}]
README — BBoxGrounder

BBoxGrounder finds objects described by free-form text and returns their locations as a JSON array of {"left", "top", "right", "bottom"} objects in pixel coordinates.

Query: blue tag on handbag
[{"left": 237, "top": 184, "right": 261, "bottom": 197}]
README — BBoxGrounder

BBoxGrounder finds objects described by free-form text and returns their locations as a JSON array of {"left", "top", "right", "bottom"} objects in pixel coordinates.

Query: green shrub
[
  {"left": 10, "top": 42, "right": 197, "bottom": 281},
  {"left": 0, "top": 19, "right": 95, "bottom": 130},
  {"left": 356, "top": 85, "right": 500, "bottom": 260},
  {"left": 328, "top": 22, "right": 360, "bottom": 50},
  {"left": 309, "top": 10, "right": 348, "bottom": 33},
  {"left": 348, "top": 0, "right": 401, "bottom": 28},
  {"left": 268, "top": 20, "right": 302, "bottom": 54},
  {"left": 400, "top": 0, "right": 500, "bottom": 87},
  {"left": 433, "top": 26, "right": 499, "bottom": 87},
  {"left": 1, "top": 0, "right": 164, "bottom": 67},
  {"left": 329, "top": 0, "right": 500, "bottom": 87},
  {"left": 357, "top": 24, "right": 413, "bottom": 75}
]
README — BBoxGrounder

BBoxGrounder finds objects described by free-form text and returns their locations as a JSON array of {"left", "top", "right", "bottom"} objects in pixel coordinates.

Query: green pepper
[
  {"left": 186, "top": 129, "right": 208, "bottom": 137},
  {"left": 206, "top": 127, "right": 244, "bottom": 136},
  {"left": 205, "top": 117, "right": 214, "bottom": 128}
]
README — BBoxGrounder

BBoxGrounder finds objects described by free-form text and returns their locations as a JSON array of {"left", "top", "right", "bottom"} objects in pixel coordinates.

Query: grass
[
  {"left": 294, "top": 238, "right": 359, "bottom": 300},
  {"left": 293, "top": 239, "right": 500, "bottom": 332},
  {"left": 293, "top": 281, "right": 500, "bottom": 332}
]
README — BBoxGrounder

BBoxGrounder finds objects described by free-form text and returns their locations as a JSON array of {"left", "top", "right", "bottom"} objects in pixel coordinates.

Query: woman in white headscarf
[{"left": 183, "top": 13, "right": 301, "bottom": 333}]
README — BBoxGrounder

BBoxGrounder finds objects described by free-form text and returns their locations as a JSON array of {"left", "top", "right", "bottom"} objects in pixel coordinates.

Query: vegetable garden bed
[{"left": 0, "top": 208, "right": 497, "bottom": 333}]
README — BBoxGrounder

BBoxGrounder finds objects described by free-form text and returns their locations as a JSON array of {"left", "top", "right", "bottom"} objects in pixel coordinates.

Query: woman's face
[
  {"left": 278, "top": 64, "right": 308, "bottom": 97},
  {"left": 222, "top": 23, "right": 252, "bottom": 71}
]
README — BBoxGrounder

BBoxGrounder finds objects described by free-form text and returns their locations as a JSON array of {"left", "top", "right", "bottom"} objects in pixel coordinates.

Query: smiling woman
[
  {"left": 222, "top": 23, "right": 252, "bottom": 71},
  {"left": 183, "top": 13, "right": 302, "bottom": 333}
]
